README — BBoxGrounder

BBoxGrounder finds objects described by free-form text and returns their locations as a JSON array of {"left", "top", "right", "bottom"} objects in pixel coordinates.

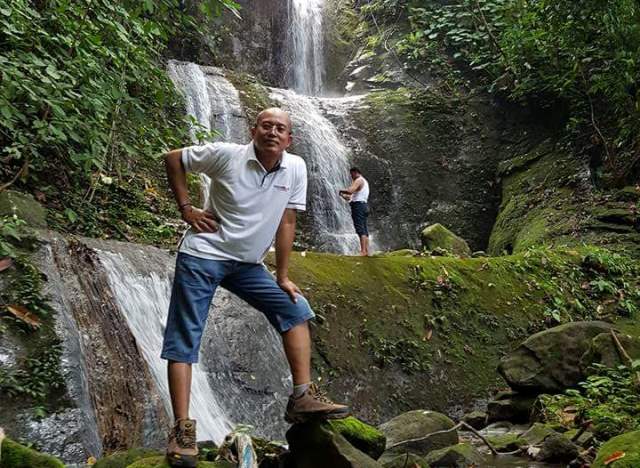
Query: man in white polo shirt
[{"left": 161, "top": 108, "right": 349, "bottom": 468}]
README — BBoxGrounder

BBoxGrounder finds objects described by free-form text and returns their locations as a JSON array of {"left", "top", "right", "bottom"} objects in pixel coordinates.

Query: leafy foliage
[
  {"left": 0, "top": 0, "right": 237, "bottom": 242},
  {"left": 539, "top": 363, "right": 640, "bottom": 441},
  {"left": 375, "top": 0, "right": 640, "bottom": 183}
]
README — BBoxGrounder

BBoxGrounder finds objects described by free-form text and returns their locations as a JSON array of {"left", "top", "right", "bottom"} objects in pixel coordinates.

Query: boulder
[
  {"left": 126, "top": 457, "right": 232, "bottom": 468},
  {"left": 0, "top": 438, "right": 64, "bottom": 468},
  {"left": 486, "top": 433, "right": 527, "bottom": 452},
  {"left": 0, "top": 190, "right": 47, "bottom": 228},
  {"left": 419, "top": 224, "right": 471, "bottom": 257},
  {"left": 286, "top": 421, "right": 382, "bottom": 468},
  {"left": 592, "top": 430, "right": 640, "bottom": 468},
  {"left": 328, "top": 417, "right": 387, "bottom": 460},
  {"left": 498, "top": 321, "right": 615, "bottom": 394},
  {"left": 519, "top": 423, "right": 557, "bottom": 446},
  {"left": 378, "top": 410, "right": 458, "bottom": 459},
  {"left": 380, "top": 453, "right": 430, "bottom": 468},
  {"left": 423, "top": 443, "right": 483, "bottom": 467},
  {"left": 486, "top": 391, "right": 536, "bottom": 424},
  {"left": 461, "top": 411, "right": 487, "bottom": 430},
  {"left": 535, "top": 432, "right": 579, "bottom": 464},
  {"left": 581, "top": 332, "right": 640, "bottom": 371}
]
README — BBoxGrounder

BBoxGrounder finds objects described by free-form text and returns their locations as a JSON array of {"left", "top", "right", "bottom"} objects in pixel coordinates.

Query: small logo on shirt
[{"left": 274, "top": 184, "right": 290, "bottom": 192}]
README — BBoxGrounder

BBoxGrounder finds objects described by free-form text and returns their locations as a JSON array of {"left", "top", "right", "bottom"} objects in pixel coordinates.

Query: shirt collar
[{"left": 247, "top": 142, "right": 288, "bottom": 170}]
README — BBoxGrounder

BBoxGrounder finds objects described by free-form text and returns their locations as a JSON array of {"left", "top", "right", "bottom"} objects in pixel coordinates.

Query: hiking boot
[
  {"left": 285, "top": 383, "right": 350, "bottom": 423},
  {"left": 166, "top": 418, "right": 198, "bottom": 468}
]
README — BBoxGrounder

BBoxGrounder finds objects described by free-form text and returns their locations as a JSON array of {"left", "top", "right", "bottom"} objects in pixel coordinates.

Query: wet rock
[
  {"left": 0, "top": 438, "right": 65, "bottom": 467},
  {"left": 486, "top": 391, "right": 536, "bottom": 424},
  {"left": 423, "top": 443, "right": 483, "bottom": 467},
  {"left": 419, "top": 224, "right": 471, "bottom": 257},
  {"left": 535, "top": 432, "right": 579, "bottom": 463},
  {"left": 0, "top": 190, "right": 47, "bottom": 228},
  {"left": 486, "top": 433, "right": 527, "bottom": 452},
  {"left": 379, "top": 453, "right": 430, "bottom": 468},
  {"left": 378, "top": 410, "right": 458, "bottom": 460},
  {"left": 461, "top": 411, "right": 487, "bottom": 430},
  {"left": 286, "top": 421, "right": 382, "bottom": 468},
  {"left": 592, "top": 430, "right": 640, "bottom": 468},
  {"left": 328, "top": 416, "right": 387, "bottom": 460},
  {"left": 498, "top": 321, "right": 615, "bottom": 394},
  {"left": 126, "top": 456, "right": 232, "bottom": 467},
  {"left": 564, "top": 428, "right": 594, "bottom": 448},
  {"left": 519, "top": 423, "right": 557, "bottom": 446}
]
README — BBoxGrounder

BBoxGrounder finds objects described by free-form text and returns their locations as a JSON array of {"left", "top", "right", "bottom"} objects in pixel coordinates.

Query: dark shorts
[
  {"left": 350, "top": 201, "right": 369, "bottom": 236},
  {"left": 161, "top": 252, "right": 315, "bottom": 363}
]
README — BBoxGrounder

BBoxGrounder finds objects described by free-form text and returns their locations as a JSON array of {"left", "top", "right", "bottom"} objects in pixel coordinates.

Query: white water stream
[{"left": 287, "top": 0, "right": 325, "bottom": 95}]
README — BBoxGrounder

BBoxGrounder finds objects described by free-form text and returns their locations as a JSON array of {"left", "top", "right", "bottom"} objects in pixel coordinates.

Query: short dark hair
[{"left": 349, "top": 167, "right": 361, "bottom": 174}]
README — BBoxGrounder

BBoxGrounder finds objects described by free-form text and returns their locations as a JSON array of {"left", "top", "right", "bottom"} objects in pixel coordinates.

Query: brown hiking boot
[
  {"left": 166, "top": 418, "right": 198, "bottom": 468},
  {"left": 285, "top": 383, "right": 350, "bottom": 423}
]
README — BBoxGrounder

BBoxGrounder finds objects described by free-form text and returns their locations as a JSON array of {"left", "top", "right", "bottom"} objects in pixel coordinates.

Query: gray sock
[{"left": 293, "top": 383, "right": 310, "bottom": 398}]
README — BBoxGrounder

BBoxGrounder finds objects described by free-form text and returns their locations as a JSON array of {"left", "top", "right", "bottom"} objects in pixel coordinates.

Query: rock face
[
  {"left": 286, "top": 421, "right": 383, "bottom": 468},
  {"left": 420, "top": 224, "right": 471, "bottom": 257},
  {"left": 486, "top": 391, "right": 536, "bottom": 424},
  {"left": 0, "top": 189, "right": 47, "bottom": 228},
  {"left": 378, "top": 410, "right": 458, "bottom": 460},
  {"left": 581, "top": 332, "right": 640, "bottom": 371},
  {"left": 498, "top": 321, "right": 615, "bottom": 394},
  {"left": 592, "top": 430, "right": 640, "bottom": 468}
]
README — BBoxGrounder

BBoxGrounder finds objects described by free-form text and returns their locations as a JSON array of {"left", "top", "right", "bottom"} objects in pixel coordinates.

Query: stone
[
  {"left": 519, "top": 423, "right": 557, "bottom": 446},
  {"left": 592, "top": 430, "right": 640, "bottom": 468},
  {"left": 486, "top": 391, "right": 537, "bottom": 424},
  {"left": 498, "top": 321, "right": 615, "bottom": 394},
  {"left": 535, "top": 432, "right": 579, "bottom": 463},
  {"left": 581, "top": 332, "right": 640, "bottom": 372},
  {"left": 378, "top": 410, "right": 458, "bottom": 459},
  {"left": 0, "top": 190, "right": 47, "bottom": 228},
  {"left": 423, "top": 443, "right": 483, "bottom": 467},
  {"left": 375, "top": 249, "right": 419, "bottom": 257},
  {"left": 0, "top": 438, "right": 64, "bottom": 468},
  {"left": 328, "top": 416, "right": 387, "bottom": 460},
  {"left": 564, "top": 429, "right": 594, "bottom": 448},
  {"left": 486, "top": 433, "right": 527, "bottom": 452},
  {"left": 126, "top": 456, "right": 233, "bottom": 468},
  {"left": 461, "top": 411, "right": 487, "bottom": 430},
  {"left": 419, "top": 224, "right": 471, "bottom": 257},
  {"left": 379, "top": 453, "right": 430, "bottom": 468},
  {"left": 286, "top": 421, "right": 383, "bottom": 468}
]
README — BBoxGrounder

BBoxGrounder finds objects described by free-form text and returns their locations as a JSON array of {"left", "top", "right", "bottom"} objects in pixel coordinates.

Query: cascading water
[
  {"left": 270, "top": 89, "right": 361, "bottom": 253},
  {"left": 287, "top": 0, "right": 325, "bottom": 95},
  {"left": 98, "top": 251, "right": 233, "bottom": 444}
]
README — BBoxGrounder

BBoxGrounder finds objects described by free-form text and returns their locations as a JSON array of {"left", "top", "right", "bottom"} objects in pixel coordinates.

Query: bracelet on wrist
[{"left": 179, "top": 202, "right": 192, "bottom": 211}]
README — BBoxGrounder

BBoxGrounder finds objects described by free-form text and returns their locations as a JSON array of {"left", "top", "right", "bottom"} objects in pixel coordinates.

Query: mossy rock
[
  {"left": 520, "top": 423, "right": 557, "bottom": 446},
  {"left": 328, "top": 416, "right": 387, "bottom": 459},
  {"left": 94, "top": 448, "right": 164, "bottom": 468},
  {"left": 379, "top": 410, "right": 458, "bottom": 458},
  {"left": 487, "top": 392, "right": 537, "bottom": 424},
  {"left": 535, "top": 432, "right": 579, "bottom": 463},
  {"left": 486, "top": 433, "right": 527, "bottom": 452},
  {"left": 423, "top": 443, "right": 483, "bottom": 467},
  {"left": 0, "top": 438, "right": 64, "bottom": 468},
  {"left": 420, "top": 224, "right": 471, "bottom": 257},
  {"left": 375, "top": 249, "right": 419, "bottom": 257},
  {"left": 592, "top": 431, "right": 640, "bottom": 468},
  {"left": 286, "top": 421, "right": 382, "bottom": 468},
  {"left": 0, "top": 190, "right": 47, "bottom": 228},
  {"left": 461, "top": 411, "right": 487, "bottom": 429},
  {"left": 380, "top": 453, "right": 430, "bottom": 468},
  {"left": 126, "top": 456, "right": 232, "bottom": 468},
  {"left": 581, "top": 332, "right": 640, "bottom": 372}
]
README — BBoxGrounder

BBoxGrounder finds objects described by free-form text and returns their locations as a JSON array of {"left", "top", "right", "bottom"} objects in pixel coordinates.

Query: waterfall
[
  {"left": 271, "top": 89, "right": 361, "bottom": 253},
  {"left": 98, "top": 251, "right": 233, "bottom": 444},
  {"left": 287, "top": 0, "right": 325, "bottom": 95}
]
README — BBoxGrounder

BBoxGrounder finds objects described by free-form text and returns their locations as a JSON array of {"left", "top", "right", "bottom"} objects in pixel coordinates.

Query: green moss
[
  {"left": 94, "top": 448, "right": 163, "bottom": 468},
  {"left": 486, "top": 433, "right": 527, "bottom": 452},
  {"left": 225, "top": 71, "right": 275, "bottom": 126},
  {"left": 126, "top": 456, "right": 232, "bottom": 468},
  {"left": 592, "top": 431, "right": 640, "bottom": 468},
  {"left": 327, "top": 417, "right": 386, "bottom": 459},
  {"left": 0, "top": 438, "right": 64, "bottom": 468}
]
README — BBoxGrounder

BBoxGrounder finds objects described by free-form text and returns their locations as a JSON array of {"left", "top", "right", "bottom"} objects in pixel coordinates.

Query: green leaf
[{"left": 64, "top": 208, "right": 78, "bottom": 223}]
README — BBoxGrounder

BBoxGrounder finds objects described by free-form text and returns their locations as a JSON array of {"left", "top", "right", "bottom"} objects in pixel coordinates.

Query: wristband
[{"left": 179, "top": 202, "right": 192, "bottom": 211}]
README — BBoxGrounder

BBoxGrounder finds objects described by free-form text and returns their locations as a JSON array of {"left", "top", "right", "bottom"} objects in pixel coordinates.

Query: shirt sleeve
[
  {"left": 181, "top": 142, "right": 225, "bottom": 177},
  {"left": 287, "top": 160, "right": 307, "bottom": 211}
]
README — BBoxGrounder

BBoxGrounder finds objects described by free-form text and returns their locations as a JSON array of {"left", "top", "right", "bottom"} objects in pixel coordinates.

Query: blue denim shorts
[
  {"left": 161, "top": 252, "right": 315, "bottom": 363},
  {"left": 350, "top": 201, "right": 369, "bottom": 236}
]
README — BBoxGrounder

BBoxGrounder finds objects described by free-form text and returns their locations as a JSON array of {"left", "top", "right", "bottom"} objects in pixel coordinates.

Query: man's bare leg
[
  {"left": 282, "top": 322, "right": 311, "bottom": 385},
  {"left": 168, "top": 361, "right": 192, "bottom": 420},
  {"left": 359, "top": 235, "right": 369, "bottom": 256}
]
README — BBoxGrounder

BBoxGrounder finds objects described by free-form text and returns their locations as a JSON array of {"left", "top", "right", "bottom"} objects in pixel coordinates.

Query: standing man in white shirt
[
  {"left": 162, "top": 108, "right": 349, "bottom": 468},
  {"left": 340, "top": 167, "right": 370, "bottom": 256}
]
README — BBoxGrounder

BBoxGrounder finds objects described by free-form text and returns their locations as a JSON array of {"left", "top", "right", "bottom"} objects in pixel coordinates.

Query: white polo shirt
[{"left": 179, "top": 141, "right": 307, "bottom": 263}]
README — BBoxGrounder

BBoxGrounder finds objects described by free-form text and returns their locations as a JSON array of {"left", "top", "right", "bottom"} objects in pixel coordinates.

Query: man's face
[
  {"left": 251, "top": 110, "right": 292, "bottom": 156},
  {"left": 350, "top": 171, "right": 359, "bottom": 180}
]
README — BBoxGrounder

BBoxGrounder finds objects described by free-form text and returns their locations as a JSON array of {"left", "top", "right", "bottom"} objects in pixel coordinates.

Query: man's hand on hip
[
  {"left": 277, "top": 277, "right": 301, "bottom": 303},
  {"left": 181, "top": 207, "right": 220, "bottom": 233}
]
